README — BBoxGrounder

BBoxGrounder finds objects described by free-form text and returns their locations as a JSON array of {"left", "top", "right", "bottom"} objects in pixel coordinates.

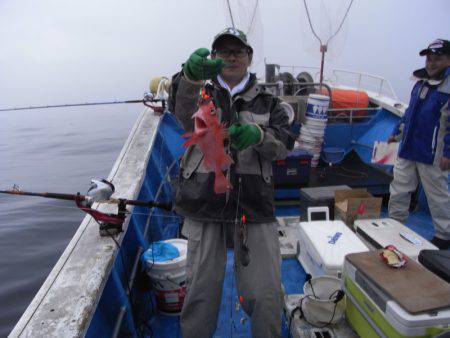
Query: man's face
[
  {"left": 212, "top": 37, "right": 252, "bottom": 84},
  {"left": 425, "top": 53, "right": 450, "bottom": 78}
]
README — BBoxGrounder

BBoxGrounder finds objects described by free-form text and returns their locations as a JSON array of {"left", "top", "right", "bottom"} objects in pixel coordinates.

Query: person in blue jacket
[{"left": 388, "top": 39, "right": 450, "bottom": 249}]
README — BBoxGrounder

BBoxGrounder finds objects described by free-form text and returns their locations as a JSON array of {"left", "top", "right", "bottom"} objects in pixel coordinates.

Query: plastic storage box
[
  {"left": 299, "top": 185, "right": 351, "bottom": 221},
  {"left": 273, "top": 148, "right": 312, "bottom": 187},
  {"left": 353, "top": 218, "right": 437, "bottom": 261},
  {"left": 419, "top": 250, "right": 450, "bottom": 283},
  {"left": 344, "top": 253, "right": 450, "bottom": 338},
  {"left": 297, "top": 211, "right": 369, "bottom": 278}
]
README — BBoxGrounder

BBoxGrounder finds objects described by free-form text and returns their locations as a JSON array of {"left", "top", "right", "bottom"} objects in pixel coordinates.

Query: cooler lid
[
  {"left": 299, "top": 220, "right": 368, "bottom": 268},
  {"left": 300, "top": 185, "right": 351, "bottom": 201},
  {"left": 353, "top": 218, "right": 438, "bottom": 257},
  {"left": 346, "top": 251, "right": 450, "bottom": 314}
]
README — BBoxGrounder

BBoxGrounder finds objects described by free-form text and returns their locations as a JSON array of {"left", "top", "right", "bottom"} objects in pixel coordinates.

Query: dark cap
[
  {"left": 212, "top": 27, "right": 253, "bottom": 53},
  {"left": 419, "top": 39, "right": 450, "bottom": 56}
]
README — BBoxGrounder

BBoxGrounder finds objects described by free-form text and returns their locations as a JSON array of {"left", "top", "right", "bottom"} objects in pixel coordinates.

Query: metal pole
[{"left": 319, "top": 45, "right": 327, "bottom": 89}]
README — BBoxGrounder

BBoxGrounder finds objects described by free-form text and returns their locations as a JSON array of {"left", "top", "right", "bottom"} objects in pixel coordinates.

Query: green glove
[
  {"left": 183, "top": 48, "right": 224, "bottom": 81},
  {"left": 229, "top": 123, "right": 263, "bottom": 151}
]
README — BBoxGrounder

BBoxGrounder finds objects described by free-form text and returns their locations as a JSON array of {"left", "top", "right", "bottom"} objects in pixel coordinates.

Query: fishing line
[
  {"left": 226, "top": 0, "right": 236, "bottom": 28},
  {"left": 103, "top": 227, "right": 151, "bottom": 337},
  {"left": 246, "top": 0, "right": 259, "bottom": 36},
  {"left": 0, "top": 200, "right": 183, "bottom": 222}
]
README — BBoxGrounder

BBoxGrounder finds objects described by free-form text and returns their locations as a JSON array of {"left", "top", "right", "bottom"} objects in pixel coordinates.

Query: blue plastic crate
[{"left": 273, "top": 148, "right": 312, "bottom": 187}]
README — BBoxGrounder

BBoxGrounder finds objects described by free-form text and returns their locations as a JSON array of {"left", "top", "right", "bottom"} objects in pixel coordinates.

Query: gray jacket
[{"left": 170, "top": 72, "right": 295, "bottom": 223}]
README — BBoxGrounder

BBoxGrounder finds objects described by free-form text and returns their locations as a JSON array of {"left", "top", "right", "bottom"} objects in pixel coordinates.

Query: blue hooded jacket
[{"left": 392, "top": 67, "right": 450, "bottom": 164}]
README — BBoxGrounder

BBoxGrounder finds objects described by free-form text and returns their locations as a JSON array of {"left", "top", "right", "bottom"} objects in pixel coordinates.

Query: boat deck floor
[
  {"left": 147, "top": 209, "right": 434, "bottom": 337},
  {"left": 147, "top": 251, "right": 303, "bottom": 338}
]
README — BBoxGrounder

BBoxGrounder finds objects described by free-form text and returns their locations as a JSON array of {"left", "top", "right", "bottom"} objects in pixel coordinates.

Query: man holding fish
[{"left": 169, "top": 27, "right": 295, "bottom": 337}]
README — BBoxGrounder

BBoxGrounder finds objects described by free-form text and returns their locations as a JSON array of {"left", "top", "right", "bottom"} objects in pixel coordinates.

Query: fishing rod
[
  {"left": 0, "top": 93, "right": 167, "bottom": 113},
  {"left": 0, "top": 180, "right": 172, "bottom": 235},
  {"left": 0, "top": 187, "right": 172, "bottom": 210}
]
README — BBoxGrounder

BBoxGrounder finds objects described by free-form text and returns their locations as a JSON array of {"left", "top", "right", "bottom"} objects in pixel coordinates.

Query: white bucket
[
  {"left": 146, "top": 238, "right": 188, "bottom": 314},
  {"left": 305, "top": 94, "right": 330, "bottom": 120},
  {"left": 301, "top": 125, "right": 325, "bottom": 137},
  {"left": 301, "top": 276, "right": 345, "bottom": 326},
  {"left": 299, "top": 134, "right": 322, "bottom": 145},
  {"left": 305, "top": 116, "right": 327, "bottom": 127}
]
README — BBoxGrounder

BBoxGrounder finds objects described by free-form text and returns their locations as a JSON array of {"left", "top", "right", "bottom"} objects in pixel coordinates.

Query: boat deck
[
  {"left": 146, "top": 253, "right": 305, "bottom": 338},
  {"left": 145, "top": 207, "right": 435, "bottom": 338}
]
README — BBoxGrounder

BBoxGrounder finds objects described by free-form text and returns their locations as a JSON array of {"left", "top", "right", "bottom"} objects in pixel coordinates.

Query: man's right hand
[{"left": 183, "top": 48, "right": 224, "bottom": 82}]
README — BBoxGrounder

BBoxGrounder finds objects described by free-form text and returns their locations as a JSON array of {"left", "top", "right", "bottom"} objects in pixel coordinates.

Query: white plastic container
[
  {"left": 297, "top": 208, "right": 369, "bottom": 277},
  {"left": 305, "top": 94, "right": 330, "bottom": 120},
  {"left": 145, "top": 238, "right": 188, "bottom": 314},
  {"left": 353, "top": 218, "right": 437, "bottom": 261},
  {"left": 305, "top": 116, "right": 327, "bottom": 126},
  {"left": 298, "top": 94, "right": 329, "bottom": 167},
  {"left": 344, "top": 258, "right": 450, "bottom": 337}
]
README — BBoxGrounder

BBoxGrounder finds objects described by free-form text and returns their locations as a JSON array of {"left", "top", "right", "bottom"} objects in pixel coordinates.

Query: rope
[
  {"left": 226, "top": 0, "right": 235, "bottom": 28},
  {"left": 246, "top": 0, "right": 259, "bottom": 36},
  {"left": 302, "top": 0, "right": 354, "bottom": 47},
  {"left": 302, "top": 0, "right": 323, "bottom": 46},
  {"left": 326, "top": 0, "right": 353, "bottom": 45}
]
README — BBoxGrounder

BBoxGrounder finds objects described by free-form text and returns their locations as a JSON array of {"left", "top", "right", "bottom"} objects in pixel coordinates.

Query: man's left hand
[
  {"left": 440, "top": 156, "right": 450, "bottom": 171},
  {"left": 229, "top": 123, "right": 263, "bottom": 151}
]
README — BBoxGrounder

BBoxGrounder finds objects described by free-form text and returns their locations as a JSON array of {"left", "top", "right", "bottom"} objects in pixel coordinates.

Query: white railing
[
  {"left": 331, "top": 69, "right": 398, "bottom": 100},
  {"left": 271, "top": 64, "right": 398, "bottom": 101}
]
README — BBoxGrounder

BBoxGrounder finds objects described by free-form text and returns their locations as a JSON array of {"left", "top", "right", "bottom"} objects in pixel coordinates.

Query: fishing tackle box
[
  {"left": 297, "top": 207, "right": 369, "bottom": 278},
  {"left": 343, "top": 251, "right": 450, "bottom": 338},
  {"left": 353, "top": 218, "right": 438, "bottom": 262},
  {"left": 272, "top": 148, "right": 312, "bottom": 187},
  {"left": 299, "top": 185, "right": 351, "bottom": 221}
]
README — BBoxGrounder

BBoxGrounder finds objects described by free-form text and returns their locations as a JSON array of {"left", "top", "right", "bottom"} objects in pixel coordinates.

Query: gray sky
[{"left": 0, "top": 0, "right": 449, "bottom": 106}]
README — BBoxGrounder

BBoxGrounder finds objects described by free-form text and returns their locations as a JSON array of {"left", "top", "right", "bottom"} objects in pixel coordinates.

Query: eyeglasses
[{"left": 214, "top": 48, "right": 248, "bottom": 58}]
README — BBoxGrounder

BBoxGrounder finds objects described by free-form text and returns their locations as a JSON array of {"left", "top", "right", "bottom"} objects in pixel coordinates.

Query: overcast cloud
[{"left": 0, "top": 0, "right": 449, "bottom": 106}]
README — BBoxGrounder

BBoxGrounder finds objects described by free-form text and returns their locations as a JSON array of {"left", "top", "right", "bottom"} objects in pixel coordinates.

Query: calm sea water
[{"left": 0, "top": 105, "right": 141, "bottom": 336}]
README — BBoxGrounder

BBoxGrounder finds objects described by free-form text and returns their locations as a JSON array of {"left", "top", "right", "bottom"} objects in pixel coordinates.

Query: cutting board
[{"left": 346, "top": 251, "right": 450, "bottom": 314}]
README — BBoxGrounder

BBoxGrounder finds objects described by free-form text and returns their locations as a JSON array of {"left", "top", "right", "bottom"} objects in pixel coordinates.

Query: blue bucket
[
  {"left": 322, "top": 147, "right": 345, "bottom": 165},
  {"left": 305, "top": 94, "right": 330, "bottom": 120}
]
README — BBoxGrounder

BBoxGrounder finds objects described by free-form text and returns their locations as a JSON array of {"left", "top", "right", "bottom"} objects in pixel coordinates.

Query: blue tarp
[{"left": 142, "top": 241, "right": 180, "bottom": 263}]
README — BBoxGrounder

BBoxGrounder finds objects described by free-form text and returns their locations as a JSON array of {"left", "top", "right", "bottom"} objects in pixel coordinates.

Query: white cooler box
[
  {"left": 297, "top": 209, "right": 369, "bottom": 277},
  {"left": 344, "top": 255, "right": 450, "bottom": 337},
  {"left": 353, "top": 218, "right": 437, "bottom": 261}
]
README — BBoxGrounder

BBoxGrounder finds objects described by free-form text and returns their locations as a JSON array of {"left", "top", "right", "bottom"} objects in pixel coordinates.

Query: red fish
[{"left": 182, "top": 100, "right": 233, "bottom": 194}]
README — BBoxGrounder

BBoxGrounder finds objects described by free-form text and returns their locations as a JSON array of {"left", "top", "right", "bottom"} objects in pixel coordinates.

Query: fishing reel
[
  {"left": 83, "top": 178, "right": 172, "bottom": 237},
  {"left": 83, "top": 179, "right": 127, "bottom": 236},
  {"left": 85, "top": 179, "right": 115, "bottom": 206}
]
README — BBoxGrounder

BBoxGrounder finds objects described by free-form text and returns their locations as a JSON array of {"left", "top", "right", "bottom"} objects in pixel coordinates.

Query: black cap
[
  {"left": 419, "top": 39, "right": 450, "bottom": 56},
  {"left": 212, "top": 27, "right": 253, "bottom": 53}
]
